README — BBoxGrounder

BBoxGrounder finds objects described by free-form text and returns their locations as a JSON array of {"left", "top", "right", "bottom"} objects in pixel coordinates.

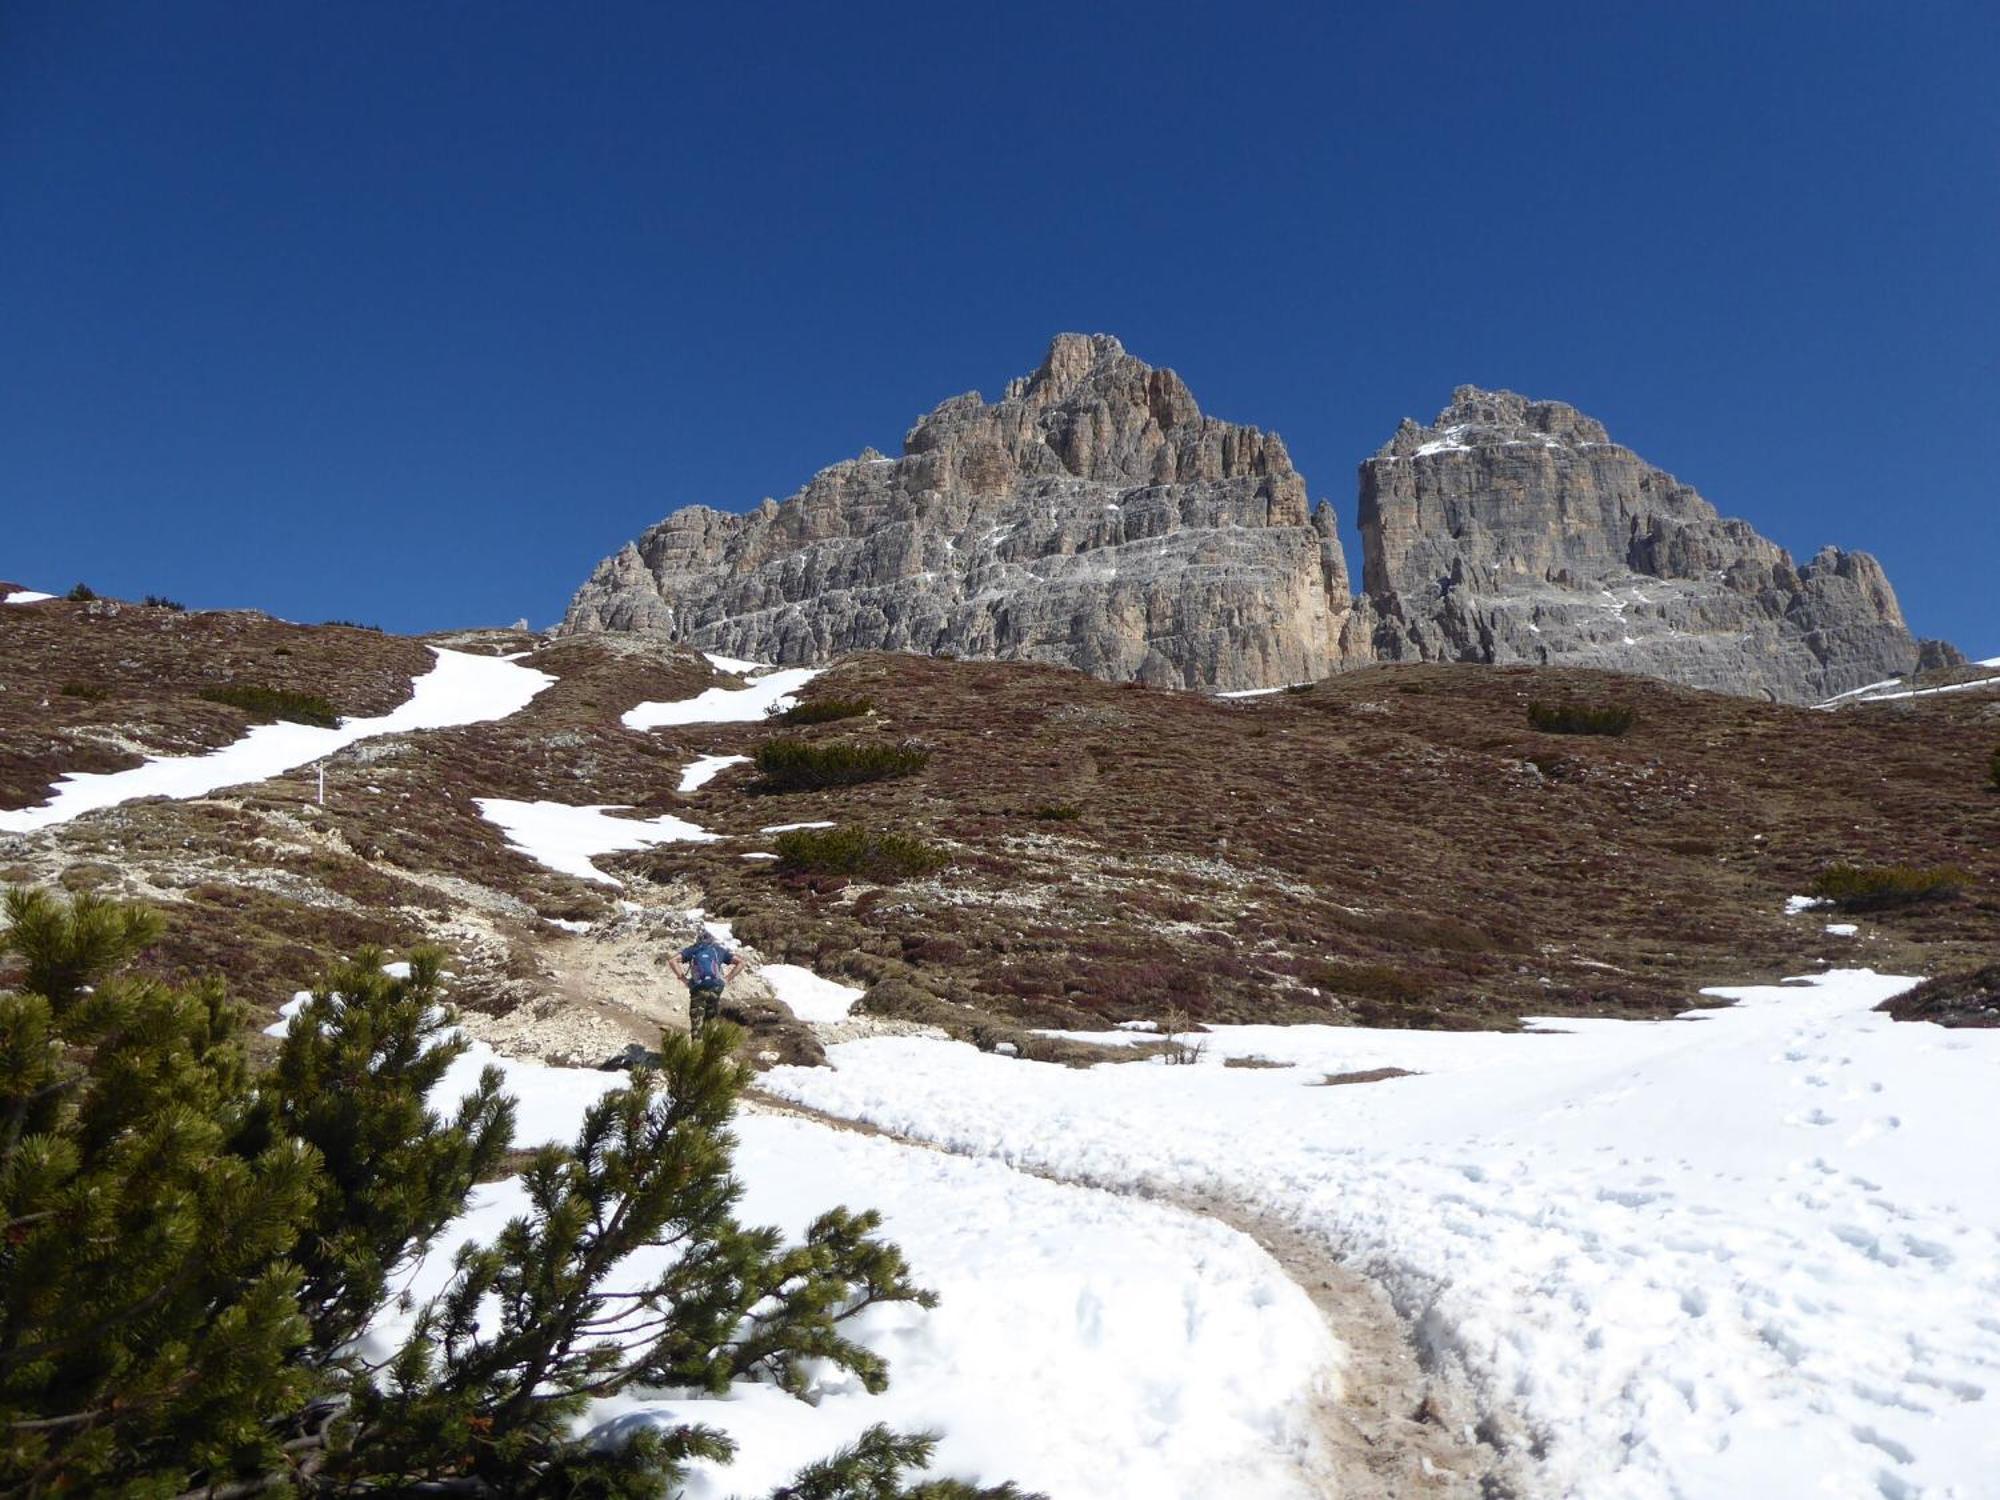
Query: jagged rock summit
[
  {"left": 561, "top": 334, "right": 1368, "bottom": 690},
  {"left": 1359, "top": 386, "right": 1931, "bottom": 701},
  {"left": 564, "top": 341, "right": 1937, "bottom": 702}
]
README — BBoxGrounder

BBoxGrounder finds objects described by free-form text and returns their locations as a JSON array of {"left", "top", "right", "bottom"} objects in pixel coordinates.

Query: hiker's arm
[
  {"left": 725, "top": 957, "right": 746, "bottom": 982},
  {"left": 666, "top": 954, "right": 686, "bottom": 982}
]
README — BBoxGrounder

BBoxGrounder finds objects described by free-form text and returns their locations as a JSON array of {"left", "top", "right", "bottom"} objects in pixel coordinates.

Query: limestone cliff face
[
  {"left": 565, "top": 349, "right": 1938, "bottom": 703},
  {"left": 562, "top": 335, "right": 1367, "bottom": 690},
  {"left": 1356, "top": 387, "right": 1925, "bottom": 702}
]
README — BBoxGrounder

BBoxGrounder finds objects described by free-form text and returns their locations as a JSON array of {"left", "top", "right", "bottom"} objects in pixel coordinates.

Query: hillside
[
  {"left": 3, "top": 593, "right": 1994, "bottom": 1063},
  {"left": 6, "top": 590, "right": 2000, "bottom": 1496}
]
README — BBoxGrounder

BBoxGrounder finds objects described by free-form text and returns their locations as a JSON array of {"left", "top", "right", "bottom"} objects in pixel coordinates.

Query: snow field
[
  {"left": 473, "top": 798, "right": 717, "bottom": 886},
  {"left": 622, "top": 666, "right": 820, "bottom": 729},
  {"left": 584, "top": 1119, "right": 1334, "bottom": 1499},
  {"left": 365, "top": 1033, "right": 1335, "bottom": 1498},
  {"left": 3, "top": 589, "right": 56, "bottom": 604},
  {"left": 766, "top": 971, "right": 2000, "bottom": 1500},
  {"left": 0, "top": 648, "right": 555, "bottom": 833}
]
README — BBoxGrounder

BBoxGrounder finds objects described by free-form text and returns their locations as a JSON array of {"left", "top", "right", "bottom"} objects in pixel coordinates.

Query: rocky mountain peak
[
  {"left": 900, "top": 332, "right": 1292, "bottom": 501},
  {"left": 1358, "top": 387, "right": 1924, "bottom": 701},
  {"left": 561, "top": 336, "right": 1361, "bottom": 689},
  {"left": 1377, "top": 385, "right": 1613, "bottom": 460},
  {"left": 561, "top": 342, "right": 1938, "bottom": 705}
]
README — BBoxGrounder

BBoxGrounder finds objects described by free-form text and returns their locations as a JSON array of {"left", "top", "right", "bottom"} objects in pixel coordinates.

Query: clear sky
[{"left": 3, "top": 2, "right": 1994, "bottom": 652}]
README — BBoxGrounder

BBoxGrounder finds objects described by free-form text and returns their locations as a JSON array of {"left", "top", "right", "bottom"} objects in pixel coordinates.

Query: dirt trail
[{"left": 744, "top": 1088, "right": 1544, "bottom": 1500}]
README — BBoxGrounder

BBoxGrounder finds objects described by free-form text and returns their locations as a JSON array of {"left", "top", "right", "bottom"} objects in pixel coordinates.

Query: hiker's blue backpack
[{"left": 685, "top": 940, "right": 728, "bottom": 986}]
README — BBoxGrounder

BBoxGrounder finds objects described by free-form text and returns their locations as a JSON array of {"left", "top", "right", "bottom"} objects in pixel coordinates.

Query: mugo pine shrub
[
  {"left": 755, "top": 737, "right": 930, "bottom": 791},
  {"left": 199, "top": 682, "right": 341, "bottom": 727},
  {"left": 1808, "top": 861, "right": 1971, "bottom": 911},
  {"left": 0, "top": 887, "right": 1028, "bottom": 1499},
  {"left": 774, "top": 825, "right": 947, "bottom": 881},
  {"left": 1527, "top": 701, "right": 1636, "bottom": 736}
]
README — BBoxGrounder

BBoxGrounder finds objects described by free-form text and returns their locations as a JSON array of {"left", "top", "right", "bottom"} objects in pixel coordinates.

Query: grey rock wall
[
  {"left": 562, "top": 335, "right": 1369, "bottom": 690},
  {"left": 564, "top": 347, "right": 1940, "bottom": 704},
  {"left": 1357, "top": 387, "right": 1927, "bottom": 702}
]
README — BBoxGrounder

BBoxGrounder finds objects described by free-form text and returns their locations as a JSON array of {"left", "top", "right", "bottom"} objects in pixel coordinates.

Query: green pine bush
[
  {"left": 199, "top": 682, "right": 341, "bottom": 727},
  {"left": 1808, "top": 862, "right": 1971, "bottom": 911},
  {"left": 62, "top": 582, "right": 95, "bottom": 602},
  {"left": 0, "top": 887, "right": 1026, "bottom": 1499},
  {"left": 775, "top": 826, "right": 948, "bottom": 881},
  {"left": 1527, "top": 701, "right": 1636, "bottom": 736},
  {"left": 755, "top": 738, "right": 930, "bottom": 791}
]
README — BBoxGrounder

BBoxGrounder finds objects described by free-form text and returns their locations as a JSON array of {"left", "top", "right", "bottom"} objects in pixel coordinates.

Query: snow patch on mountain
[
  {"left": 622, "top": 667, "right": 819, "bottom": 730},
  {"left": 473, "top": 797, "right": 718, "bottom": 886},
  {"left": 0, "top": 648, "right": 553, "bottom": 833}
]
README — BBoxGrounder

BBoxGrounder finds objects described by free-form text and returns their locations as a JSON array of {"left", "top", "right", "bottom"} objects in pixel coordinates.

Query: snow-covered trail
[
  {"left": 0, "top": 648, "right": 554, "bottom": 833},
  {"left": 397, "top": 1024, "right": 1342, "bottom": 1500},
  {"left": 766, "top": 973, "right": 2000, "bottom": 1500}
]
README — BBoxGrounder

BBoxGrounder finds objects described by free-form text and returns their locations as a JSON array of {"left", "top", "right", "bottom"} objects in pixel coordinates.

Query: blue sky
[{"left": 3, "top": 2, "right": 1994, "bottom": 651}]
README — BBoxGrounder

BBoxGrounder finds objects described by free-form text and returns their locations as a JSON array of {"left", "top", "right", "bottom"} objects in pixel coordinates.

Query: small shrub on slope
[
  {"left": 756, "top": 737, "right": 930, "bottom": 791},
  {"left": 773, "top": 695, "right": 874, "bottom": 726},
  {"left": 0, "top": 888, "right": 1025, "bottom": 1499},
  {"left": 1527, "top": 701, "right": 1636, "bottom": 736},
  {"left": 143, "top": 594, "right": 186, "bottom": 611},
  {"left": 199, "top": 682, "right": 341, "bottom": 727},
  {"left": 1809, "top": 861, "right": 1971, "bottom": 911},
  {"left": 776, "top": 825, "right": 947, "bottom": 881},
  {"left": 62, "top": 582, "right": 96, "bottom": 602}
]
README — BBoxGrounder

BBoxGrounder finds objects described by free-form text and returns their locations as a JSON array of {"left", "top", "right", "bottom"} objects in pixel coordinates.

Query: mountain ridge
[{"left": 562, "top": 336, "right": 1944, "bottom": 703}]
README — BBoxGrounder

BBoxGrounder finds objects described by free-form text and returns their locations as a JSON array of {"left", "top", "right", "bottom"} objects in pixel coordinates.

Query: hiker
[{"left": 668, "top": 926, "right": 744, "bottom": 1036}]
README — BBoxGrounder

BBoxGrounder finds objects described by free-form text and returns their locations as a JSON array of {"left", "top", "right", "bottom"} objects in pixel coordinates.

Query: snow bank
[
  {"left": 622, "top": 666, "right": 819, "bottom": 729},
  {"left": 0, "top": 648, "right": 554, "bottom": 833},
  {"left": 474, "top": 797, "right": 718, "bottom": 886},
  {"left": 592, "top": 1118, "right": 1332, "bottom": 1499},
  {"left": 701, "top": 651, "right": 766, "bottom": 675},
  {"left": 3, "top": 589, "right": 55, "bottom": 604},
  {"left": 767, "top": 970, "right": 2000, "bottom": 1499},
  {"left": 759, "top": 964, "right": 863, "bottom": 1022},
  {"left": 375, "top": 1040, "right": 1334, "bottom": 1497},
  {"left": 677, "top": 753, "right": 750, "bottom": 792}
]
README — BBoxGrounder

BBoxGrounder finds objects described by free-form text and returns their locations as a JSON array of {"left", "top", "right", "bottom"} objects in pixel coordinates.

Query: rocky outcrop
[
  {"left": 1357, "top": 387, "right": 1929, "bottom": 702},
  {"left": 566, "top": 343, "right": 1940, "bottom": 704},
  {"left": 561, "top": 335, "right": 1368, "bottom": 690}
]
